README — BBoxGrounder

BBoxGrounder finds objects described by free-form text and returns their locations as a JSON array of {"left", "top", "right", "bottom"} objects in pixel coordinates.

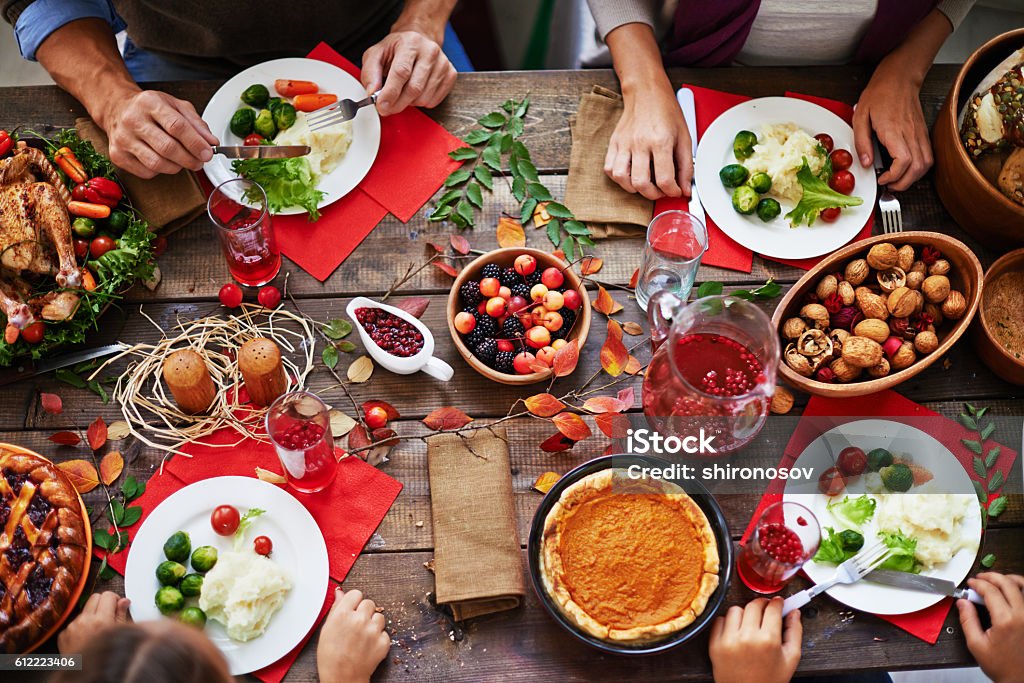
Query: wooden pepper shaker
[
  {"left": 238, "top": 337, "right": 287, "bottom": 407},
  {"left": 162, "top": 349, "right": 216, "bottom": 415}
]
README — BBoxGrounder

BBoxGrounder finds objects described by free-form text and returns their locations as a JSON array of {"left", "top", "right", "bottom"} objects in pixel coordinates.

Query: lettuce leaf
[
  {"left": 785, "top": 157, "right": 863, "bottom": 226},
  {"left": 814, "top": 526, "right": 852, "bottom": 564},
  {"left": 878, "top": 529, "right": 921, "bottom": 574},
  {"left": 827, "top": 494, "right": 877, "bottom": 529},
  {"left": 231, "top": 157, "right": 325, "bottom": 221}
]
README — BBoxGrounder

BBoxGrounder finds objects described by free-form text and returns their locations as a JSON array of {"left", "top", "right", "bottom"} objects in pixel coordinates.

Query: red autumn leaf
[
  {"left": 528, "top": 357, "right": 550, "bottom": 373},
  {"left": 617, "top": 387, "right": 636, "bottom": 410},
  {"left": 551, "top": 249, "right": 566, "bottom": 262},
  {"left": 628, "top": 268, "right": 640, "bottom": 289},
  {"left": 580, "top": 257, "right": 604, "bottom": 275},
  {"left": 540, "top": 432, "right": 575, "bottom": 453},
  {"left": 49, "top": 431, "right": 81, "bottom": 446},
  {"left": 596, "top": 412, "right": 630, "bottom": 438},
  {"left": 427, "top": 241, "right": 445, "bottom": 253},
  {"left": 593, "top": 286, "right": 623, "bottom": 316},
  {"left": 371, "top": 428, "right": 400, "bottom": 448},
  {"left": 524, "top": 393, "right": 566, "bottom": 417},
  {"left": 622, "top": 321, "right": 644, "bottom": 336},
  {"left": 496, "top": 216, "right": 526, "bottom": 248},
  {"left": 600, "top": 320, "right": 629, "bottom": 377},
  {"left": 624, "top": 356, "right": 643, "bottom": 375},
  {"left": 582, "top": 396, "right": 627, "bottom": 414},
  {"left": 395, "top": 297, "right": 430, "bottom": 319},
  {"left": 40, "top": 392, "right": 62, "bottom": 415},
  {"left": 552, "top": 412, "right": 592, "bottom": 441},
  {"left": 348, "top": 424, "right": 372, "bottom": 455},
  {"left": 552, "top": 339, "right": 580, "bottom": 377},
  {"left": 422, "top": 406, "right": 473, "bottom": 430},
  {"left": 432, "top": 261, "right": 459, "bottom": 278},
  {"left": 450, "top": 233, "right": 471, "bottom": 255},
  {"left": 56, "top": 459, "right": 99, "bottom": 493},
  {"left": 87, "top": 417, "right": 107, "bottom": 451},
  {"left": 99, "top": 451, "right": 124, "bottom": 485},
  {"left": 362, "top": 400, "right": 401, "bottom": 420}
]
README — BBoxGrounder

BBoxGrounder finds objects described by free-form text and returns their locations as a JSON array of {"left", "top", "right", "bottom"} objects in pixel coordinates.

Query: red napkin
[
  {"left": 654, "top": 85, "right": 874, "bottom": 273},
  {"left": 741, "top": 391, "right": 1018, "bottom": 643}
]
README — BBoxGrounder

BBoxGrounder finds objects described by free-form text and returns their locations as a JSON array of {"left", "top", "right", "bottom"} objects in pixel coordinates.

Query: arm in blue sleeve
[{"left": 13, "top": 0, "right": 124, "bottom": 60}]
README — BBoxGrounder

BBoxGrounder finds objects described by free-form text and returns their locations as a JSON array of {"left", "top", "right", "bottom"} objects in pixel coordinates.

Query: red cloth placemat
[
  {"left": 741, "top": 391, "right": 1018, "bottom": 643},
  {"left": 654, "top": 85, "right": 874, "bottom": 273}
]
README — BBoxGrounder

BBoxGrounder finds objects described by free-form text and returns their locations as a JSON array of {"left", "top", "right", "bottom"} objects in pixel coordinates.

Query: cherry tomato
[
  {"left": 243, "top": 133, "right": 265, "bottom": 146},
  {"left": 211, "top": 505, "right": 241, "bottom": 536},
  {"left": 257, "top": 286, "right": 281, "bottom": 308},
  {"left": 838, "top": 446, "right": 867, "bottom": 476},
  {"left": 152, "top": 235, "right": 168, "bottom": 257},
  {"left": 830, "top": 149, "right": 853, "bottom": 171},
  {"left": 820, "top": 207, "right": 841, "bottom": 223},
  {"left": 818, "top": 466, "right": 846, "bottom": 497},
  {"left": 254, "top": 536, "right": 273, "bottom": 556},
  {"left": 365, "top": 406, "right": 388, "bottom": 429},
  {"left": 829, "top": 170, "right": 856, "bottom": 195},
  {"left": 219, "top": 283, "right": 243, "bottom": 308},
  {"left": 814, "top": 133, "right": 834, "bottom": 154},
  {"left": 21, "top": 321, "right": 45, "bottom": 344},
  {"left": 73, "top": 237, "right": 90, "bottom": 260},
  {"left": 89, "top": 235, "right": 116, "bottom": 259}
]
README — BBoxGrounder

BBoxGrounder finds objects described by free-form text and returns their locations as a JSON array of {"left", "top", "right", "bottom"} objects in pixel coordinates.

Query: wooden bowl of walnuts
[{"left": 772, "top": 232, "right": 983, "bottom": 397}]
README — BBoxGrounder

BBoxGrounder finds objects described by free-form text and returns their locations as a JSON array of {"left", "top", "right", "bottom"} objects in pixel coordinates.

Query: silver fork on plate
[
  {"left": 307, "top": 90, "right": 381, "bottom": 131},
  {"left": 781, "top": 541, "right": 893, "bottom": 616},
  {"left": 873, "top": 136, "right": 903, "bottom": 233}
]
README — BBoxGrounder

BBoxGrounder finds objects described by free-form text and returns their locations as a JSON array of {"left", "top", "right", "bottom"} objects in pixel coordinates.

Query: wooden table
[{"left": 6, "top": 64, "right": 1022, "bottom": 681}]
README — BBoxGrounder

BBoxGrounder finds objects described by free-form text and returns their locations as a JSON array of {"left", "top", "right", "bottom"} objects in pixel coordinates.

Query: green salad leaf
[
  {"left": 233, "top": 507, "right": 266, "bottom": 551},
  {"left": 785, "top": 157, "right": 863, "bottom": 226},
  {"left": 827, "top": 494, "right": 877, "bottom": 529},
  {"left": 231, "top": 157, "right": 325, "bottom": 220},
  {"left": 878, "top": 529, "right": 921, "bottom": 573},
  {"left": 813, "top": 527, "right": 865, "bottom": 564}
]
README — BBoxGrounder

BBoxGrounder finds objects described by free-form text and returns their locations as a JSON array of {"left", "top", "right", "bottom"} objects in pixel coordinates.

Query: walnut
[
  {"left": 887, "top": 287, "right": 923, "bottom": 318},
  {"left": 844, "top": 258, "right": 870, "bottom": 286},
  {"left": 853, "top": 318, "right": 891, "bottom": 344},
  {"left": 928, "top": 258, "right": 952, "bottom": 276},
  {"left": 877, "top": 267, "right": 907, "bottom": 293},
  {"left": 909, "top": 260, "right": 928, "bottom": 275},
  {"left": 905, "top": 271, "right": 925, "bottom": 290},
  {"left": 800, "top": 303, "right": 830, "bottom": 329},
  {"left": 770, "top": 385, "right": 795, "bottom": 414},
  {"left": 837, "top": 280, "right": 855, "bottom": 306},
  {"left": 842, "top": 336, "right": 884, "bottom": 368},
  {"left": 867, "top": 357, "right": 891, "bottom": 378},
  {"left": 782, "top": 317, "right": 807, "bottom": 340},
  {"left": 829, "top": 328, "right": 850, "bottom": 352},
  {"left": 922, "top": 275, "right": 950, "bottom": 304},
  {"left": 830, "top": 357, "right": 863, "bottom": 382},
  {"left": 784, "top": 344, "right": 813, "bottom": 377},
  {"left": 891, "top": 341, "right": 917, "bottom": 371},
  {"left": 923, "top": 303, "right": 944, "bottom": 327},
  {"left": 867, "top": 243, "right": 899, "bottom": 270},
  {"left": 855, "top": 288, "right": 889, "bottom": 320},
  {"left": 897, "top": 245, "right": 916, "bottom": 272},
  {"left": 816, "top": 274, "right": 839, "bottom": 301},
  {"left": 914, "top": 330, "right": 939, "bottom": 354},
  {"left": 941, "top": 290, "right": 967, "bottom": 320},
  {"left": 796, "top": 329, "right": 834, "bottom": 359}
]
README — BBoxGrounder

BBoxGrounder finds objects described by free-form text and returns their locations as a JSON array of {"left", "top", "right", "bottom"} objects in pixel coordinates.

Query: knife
[
  {"left": 676, "top": 88, "right": 705, "bottom": 227},
  {"left": 212, "top": 145, "right": 310, "bottom": 159},
  {"left": 0, "top": 344, "right": 121, "bottom": 386},
  {"left": 868, "top": 569, "right": 985, "bottom": 605}
]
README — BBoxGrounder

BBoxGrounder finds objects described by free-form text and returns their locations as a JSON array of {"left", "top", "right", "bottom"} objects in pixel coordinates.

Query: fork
[
  {"left": 307, "top": 90, "right": 381, "bottom": 131},
  {"left": 781, "top": 541, "right": 893, "bottom": 616},
  {"left": 873, "top": 136, "right": 903, "bottom": 234}
]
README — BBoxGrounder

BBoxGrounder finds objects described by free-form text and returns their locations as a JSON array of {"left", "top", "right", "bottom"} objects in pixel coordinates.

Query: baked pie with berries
[
  {"left": 540, "top": 469, "right": 719, "bottom": 642},
  {"left": 0, "top": 447, "right": 89, "bottom": 653}
]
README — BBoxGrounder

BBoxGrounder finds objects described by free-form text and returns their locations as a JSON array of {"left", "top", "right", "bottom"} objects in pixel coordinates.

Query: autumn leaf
[
  {"left": 57, "top": 459, "right": 99, "bottom": 493},
  {"left": 328, "top": 409, "right": 357, "bottom": 437},
  {"left": 628, "top": 269, "right": 640, "bottom": 289},
  {"left": 582, "top": 396, "right": 627, "bottom": 414},
  {"left": 87, "top": 417, "right": 107, "bottom": 451},
  {"left": 600, "top": 320, "right": 629, "bottom": 377},
  {"left": 49, "top": 431, "right": 80, "bottom": 446},
  {"left": 593, "top": 286, "right": 623, "bottom": 315},
  {"left": 423, "top": 406, "right": 473, "bottom": 430},
  {"left": 532, "top": 471, "right": 561, "bottom": 493},
  {"left": 617, "top": 387, "right": 635, "bottom": 410},
  {"left": 540, "top": 432, "right": 575, "bottom": 452},
  {"left": 40, "top": 392, "right": 62, "bottom": 415},
  {"left": 107, "top": 420, "right": 131, "bottom": 440},
  {"left": 347, "top": 356, "right": 374, "bottom": 383},
  {"left": 99, "top": 451, "right": 124, "bottom": 485},
  {"left": 622, "top": 321, "right": 643, "bottom": 336},
  {"left": 527, "top": 356, "right": 549, "bottom": 373},
  {"left": 395, "top": 297, "right": 430, "bottom": 319},
  {"left": 580, "top": 257, "right": 603, "bottom": 275},
  {"left": 552, "top": 249, "right": 566, "bottom": 262},
  {"left": 427, "top": 241, "right": 445, "bottom": 253},
  {"left": 525, "top": 393, "right": 566, "bottom": 417},
  {"left": 450, "top": 233, "right": 471, "bottom": 255},
  {"left": 348, "top": 424, "right": 372, "bottom": 455},
  {"left": 432, "top": 261, "right": 459, "bottom": 278},
  {"left": 533, "top": 202, "right": 552, "bottom": 227},
  {"left": 255, "top": 467, "right": 287, "bottom": 484},
  {"left": 362, "top": 400, "right": 401, "bottom": 420},
  {"left": 552, "top": 412, "right": 592, "bottom": 441},
  {"left": 371, "top": 427, "right": 400, "bottom": 448},
  {"left": 624, "top": 356, "right": 643, "bottom": 375},
  {"left": 596, "top": 412, "right": 630, "bottom": 438},
  {"left": 552, "top": 339, "right": 580, "bottom": 377},
  {"left": 496, "top": 216, "right": 526, "bottom": 248}
]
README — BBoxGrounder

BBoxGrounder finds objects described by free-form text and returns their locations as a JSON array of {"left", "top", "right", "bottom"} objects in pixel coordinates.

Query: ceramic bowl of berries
[
  {"left": 447, "top": 247, "right": 592, "bottom": 385},
  {"left": 346, "top": 297, "right": 454, "bottom": 381},
  {"left": 771, "top": 232, "right": 982, "bottom": 398}
]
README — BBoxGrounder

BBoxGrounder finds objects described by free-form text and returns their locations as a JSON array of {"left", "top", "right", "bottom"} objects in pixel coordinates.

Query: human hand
[
  {"left": 958, "top": 572, "right": 1024, "bottom": 683},
  {"left": 709, "top": 597, "right": 802, "bottom": 683},
  {"left": 98, "top": 89, "right": 218, "bottom": 178},
  {"left": 57, "top": 591, "right": 130, "bottom": 654},
  {"left": 361, "top": 30, "right": 457, "bottom": 116},
  {"left": 605, "top": 85, "right": 692, "bottom": 201},
  {"left": 317, "top": 587, "right": 391, "bottom": 683}
]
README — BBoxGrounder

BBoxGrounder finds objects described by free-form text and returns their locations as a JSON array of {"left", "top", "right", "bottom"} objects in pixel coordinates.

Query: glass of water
[{"left": 634, "top": 210, "right": 708, "bottom": 311}]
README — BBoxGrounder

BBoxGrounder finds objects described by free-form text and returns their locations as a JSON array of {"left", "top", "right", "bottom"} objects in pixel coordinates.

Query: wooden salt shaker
[
  {"left": 238, "top": 337, "right": 287, "bottom": 407},
  {"left": 162, "top": 349, "right": 216, "bottom": 415}
]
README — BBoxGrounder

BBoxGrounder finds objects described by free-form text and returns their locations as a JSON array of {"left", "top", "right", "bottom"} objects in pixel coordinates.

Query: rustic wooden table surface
[{"left": 6, "top": 64, "right": 1023, "bottom": 681}]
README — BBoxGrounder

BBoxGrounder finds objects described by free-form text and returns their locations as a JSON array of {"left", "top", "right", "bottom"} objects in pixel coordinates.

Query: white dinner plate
[
  {"left": 202, "top": 57, "right": 381, "bottom": 215},
  {"left": 124, "top": 476, "right": 329, "bottom": 675},
  {"left": 782, "top": 419, "right": 981, "bottom": 615},
  {"left": 694, "top": 97, "right": 876, "bottom": 259}
]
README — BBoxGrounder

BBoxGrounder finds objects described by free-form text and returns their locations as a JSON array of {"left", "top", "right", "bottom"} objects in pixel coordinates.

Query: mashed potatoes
[
  {"left": 745, "top": 124, "right": 826, "bottom": 203},
  {"left": 274, "top": 110, "right": 352, "bottom": 177},
  {"left": 875, "top": 493, "right": 979, "bottom": 569},
  {"left": 199, "top": 550, "right": 292, "bottom": 641}
]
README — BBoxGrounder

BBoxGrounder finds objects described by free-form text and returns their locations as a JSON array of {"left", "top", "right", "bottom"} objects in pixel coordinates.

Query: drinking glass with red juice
[{"left": 208, "top": 178, "right": 281, "bottom": 287}]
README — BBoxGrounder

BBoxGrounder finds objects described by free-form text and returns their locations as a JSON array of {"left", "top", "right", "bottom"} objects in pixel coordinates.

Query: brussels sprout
[
  {"left": 272, "top": 102, "right": 297, "bottom": 131},
  {"left": 254, "top": 109, "right": 277, "bottom": 139},
  {"left": 190, "top": 546, "right": 218, "bottom": 573},
  {"left": 155, "top": 585, "right": 184, "bottom": 615},
  {"left": 156, "top": 560, "right": 187, "bottom": 586},
  {"left": 163, "top": 531, "right": 191, "bottom": 563},
  {"left": 180, "top": 573, "right": 204, "bottom": 597},
  {"left": 72, "top": 217, "right": 96, "bottom": 238},
  {"left": 240, "top": 84, "right": 270, "bottom": 108},
  {"left": 106, "top": 210, "right": 130, "bottom": 235},
  {"left": 837, "top": 529, "right": 865, "bottom": 553},
  {"left": 748, "top": 171, "right": 772, "bottom": 194},
  {"left": 733, "top": 130, "right": 758, "bottom": 160},
  {"left": 719, "top": 163, "right": 749, "bottom": 188},
  {"left": 731, "top": 186, "right": 759, "bottom": 215},
  {"left": 229, "top": 108, "right": 255, "bottom": 138},
  {"left": 880, "top": 463, "right": 914, "bottom": 492},
  {"left": 756, "top": 198, "right": 782, "bottom": 222},
  {"left": 866, "top": 448, "right": 894, "bottom": 472},
  {"left": 267, "top": 97, "right": 284, "bottom": 113},
  {"left": 179, "top": 606, "right": 207, "bottom": 629}
]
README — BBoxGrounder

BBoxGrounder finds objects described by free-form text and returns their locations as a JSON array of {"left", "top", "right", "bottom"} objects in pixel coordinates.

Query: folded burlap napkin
[
  {"left": 564, "top": 85, "right": 654, "bottom": 238},
  {"left": 76, "top": 118, "right": 207, "bottom": 233},
  {"left": 427, "top": 427, "right": 524, "bottom": 620}
]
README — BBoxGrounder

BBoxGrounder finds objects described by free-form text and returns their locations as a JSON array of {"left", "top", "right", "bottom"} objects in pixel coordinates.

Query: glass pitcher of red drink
[{"left": 642, "top": 293, "right": 779, "bottom": 455}]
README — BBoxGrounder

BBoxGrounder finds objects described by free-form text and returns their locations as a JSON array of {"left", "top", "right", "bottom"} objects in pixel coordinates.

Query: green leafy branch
[
  {"left": 959, "top": 403, "right": 1008, "bottom": 520},
  {"left": 696, "top": 279, "right": 782, "bottom": 301}
]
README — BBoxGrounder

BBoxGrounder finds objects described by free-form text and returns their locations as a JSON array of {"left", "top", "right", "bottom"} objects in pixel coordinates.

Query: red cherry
[
  {"left": 219, "top": 283, "right": 243, "bottom": 308},
  {"left": 257, "top": 286, "right": 281, "bottom": 308}
]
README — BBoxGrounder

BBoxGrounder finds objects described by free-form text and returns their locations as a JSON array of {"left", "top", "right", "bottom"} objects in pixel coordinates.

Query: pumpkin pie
[{"left": 540, "top": 469, "right": 719, "bottom": 642}]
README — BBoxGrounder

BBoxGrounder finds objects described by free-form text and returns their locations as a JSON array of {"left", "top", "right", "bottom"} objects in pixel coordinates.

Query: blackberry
[
  {"left": 561, "top": 308, "right": 577, "bottom": 332},
  {"left": 474, "top": 338, "right": 498, "bottom": 365},
  {"left": 481, "top": 263, "right": 502, "bottom": 279},
  {"left": 550, "top": 326, "right": 567, "bottom": 341},
  {"left": 464, "top": 328, "right": 487, "bottom": 348},
  {"left": 499, "top": 267, "right": 519, "bottom": 287},
  {"left": 459, "top": 281, "right": 483, "bottom": 306},
  {"left": 511, "top": 282, "right": 531, "bottom": 299},
  {"left": 526, "top": 271, "right": 542, "bottom": 286},
  {"left": 475, "top": 315, "right": 498, "bottom": 337},
  {"left": 502, "top": 316, "right": 525, "bottom": 339},
  {"left": 494, "top": 350, "right": 515, "bottom": 374},
  {"left": 462, "top": 304, "right": 478, "bottom": 315}
]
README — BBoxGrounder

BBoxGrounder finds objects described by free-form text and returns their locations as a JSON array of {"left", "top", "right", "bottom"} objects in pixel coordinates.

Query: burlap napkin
[
  {"left": 427, "top": 427, "right": 524, "bottom": 620},
  {"left": 564, "top": 86, "right": 654, "bottom": 238},
  {"left": 75, "top": 118, "right": 206, "bottom": 233}
]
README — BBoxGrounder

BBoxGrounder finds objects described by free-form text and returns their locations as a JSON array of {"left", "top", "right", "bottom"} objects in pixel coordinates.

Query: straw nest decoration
[{"left": 90, "top": 304, "right": 316, "bottom": 464}]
